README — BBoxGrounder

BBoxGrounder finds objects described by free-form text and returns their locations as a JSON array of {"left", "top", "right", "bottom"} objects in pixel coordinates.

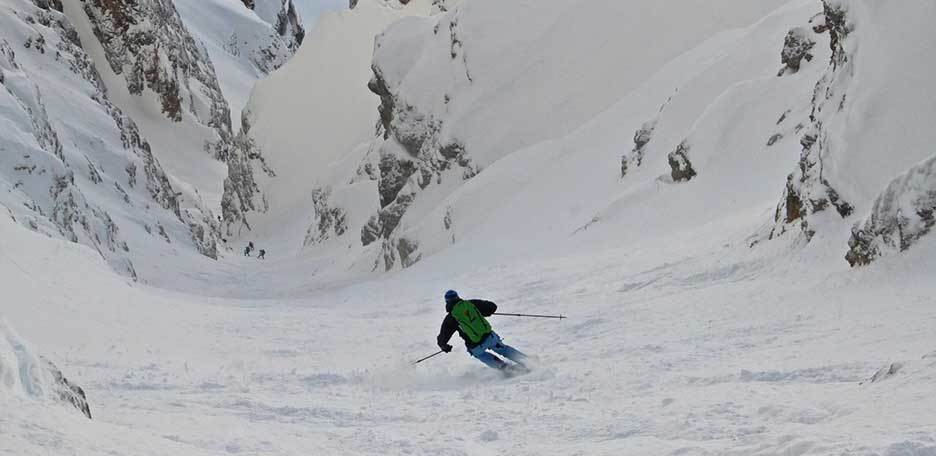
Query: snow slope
[
  {"left": 238, "top": 0, "right": 794, "bottom": 272},
  {"left": 238, "top": 0, "right": 432, "bottom": 248},
  {"left": 174, "top": 0, "right": 304, "bottom": 126},
  {"left": 4, "top": 189, "right": 936, "bottom": 455},
  {"left": 4, "top": 0, "right": 936, "bottom": 455}
]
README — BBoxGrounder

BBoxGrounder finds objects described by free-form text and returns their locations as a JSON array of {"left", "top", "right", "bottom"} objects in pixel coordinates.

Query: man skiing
[
  {"left": 437, "top": 290, "right": 528, "bottom": 372},
  {"left": 257, "top": 249, "right": 266, "bottom": 260}
]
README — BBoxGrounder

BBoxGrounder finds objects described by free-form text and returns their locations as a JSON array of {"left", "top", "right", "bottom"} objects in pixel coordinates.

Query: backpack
[{"left": 451, "top": 300, "right": 492, "bottom": 344}]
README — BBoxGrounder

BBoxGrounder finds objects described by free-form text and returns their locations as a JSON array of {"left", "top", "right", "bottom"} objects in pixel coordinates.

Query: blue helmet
[{"left": 444, "top": 290, "right": 460, "bottom": 305}]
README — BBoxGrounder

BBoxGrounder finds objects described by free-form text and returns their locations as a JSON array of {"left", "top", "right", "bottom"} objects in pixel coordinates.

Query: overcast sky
[{"left": 292, "top": 0, "right": 348, "bottom": 25}]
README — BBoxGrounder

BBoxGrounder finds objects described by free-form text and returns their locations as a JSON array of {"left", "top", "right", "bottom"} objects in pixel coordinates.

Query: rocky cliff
[{"left": 0, "top": 0, "right": 221, "bottom": 278}]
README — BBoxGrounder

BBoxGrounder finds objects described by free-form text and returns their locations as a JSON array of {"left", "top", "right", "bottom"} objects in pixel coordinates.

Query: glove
[{"left": 439, "top": 343, "right": 453, "bottom": 353}]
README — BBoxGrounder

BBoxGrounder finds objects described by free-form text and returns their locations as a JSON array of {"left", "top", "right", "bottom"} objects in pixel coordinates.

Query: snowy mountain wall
[
  {"left": 227, "top": 0, "right": 432, "bottom": 247},
  {"left": 237, "top": 0, "right": 795, "bottom": 272},
  {"left": 0, "top": 0, "right": 221, "bottom": 278},
  {"left": 236, "top": 0, "right": 936, "bottom": 277},
  {"left": 0, "top": 0, "right": 305, "bottom": 282},
  {"left": 176, "top": 0, "right": 305, "bottom": 124}
]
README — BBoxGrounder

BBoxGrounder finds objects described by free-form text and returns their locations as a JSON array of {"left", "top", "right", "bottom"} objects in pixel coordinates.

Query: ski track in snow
[{"left": 5, "top": 211, "right": 936, "bottom": 455}]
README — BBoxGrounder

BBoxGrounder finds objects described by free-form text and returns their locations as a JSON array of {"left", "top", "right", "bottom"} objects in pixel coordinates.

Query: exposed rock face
[
  {"left": 221, "top": 109, "right": 274, "bottom": 236},
  {"left": 377, "top": 152, "right": 417, "bottom": 208},
  {"left": 768, "top": 0, "right": 854, "bottom": 241},
  {"left": 823, "top": 0, "right": 849, "bottom": 69},
  {"left": 248, "top": 0, "right": 304, "bottom": 68},
  {"left": 622, "top": 120, "right": 656, "bottom": 177},
  {"left": 778, "top": 27, "right": 816, "bottom": 75},
  {"left": 846, "top": 155, "right": 936, "bottom": 266},
  {"left": 361, "top": 215, "right": 380, "bottom": 246},
  {"left": 668, "top": 141, "right": 697, "bottom": 182},
  {"left": 303, "top": 187, "right": 348, "bottom": 246},
  {"left": 42, "top": 358, "right": 92, "bottom": 419},
  {"left": 0, "top": 0, "right": 218, "bottom": 278},
  {"left": 274, "top": 0, "right": 304, "bottom": 50},
  {"left": 210, "top": 0, "right": 304, "bottom": 76},
  {"left": 81, "top": 0, "right": 231, "bottom": 133},
  {"left": 396, "top": 236, "right": 420, "bottom": 267},
  {"left": 373, "top": 236, "right": 421, "bottom": 271},
  {"left": 358, "top": 62, "right": 478, "bottom": 255}
]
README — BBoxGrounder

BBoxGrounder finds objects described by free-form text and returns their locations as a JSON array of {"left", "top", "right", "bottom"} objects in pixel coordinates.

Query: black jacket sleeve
[
  {"left": 471, "top": 299, "right": 497, "bottom": 317},
  {"left": 437, "top": 314, "right": 459, "bottom": 347}
]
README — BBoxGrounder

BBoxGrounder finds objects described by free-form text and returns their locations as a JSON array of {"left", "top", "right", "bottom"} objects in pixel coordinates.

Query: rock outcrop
[
  {"left": 846, "top": 155, "right": 936, "bottom": 266},
  {"left": 243, "top": 0, "right": 304, "bottom": 72},
  {"left": 358, "top": 60, "right": 478, "bottom": 258},
  {"left": 221, "top": 109, "right": 274, "bottom": 236},
  {"left": 42, "top": 357, "right": 92, "bottom": 419},
  {"left": 303, "top": 187, "right": 348, "bottom": 246},
  {"left": 622, "top": 120, "right": 656, "bottom": 177},
  {"left": 81, "top": 0, "right": 231, "bottom": 132},
  {"left": 778, "top": 26, "right": 816, "bottom": 76},
  {"left": 668, "top": 141, "right": 697, "bottom": 182},
  {"left": 768, "top": 0, "right": 854, "bottom": 241}
]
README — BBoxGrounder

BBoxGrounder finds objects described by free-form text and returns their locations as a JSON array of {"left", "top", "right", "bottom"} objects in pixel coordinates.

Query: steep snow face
[
  {"left": 228, "top": 0, "right": 431, "bottom": 246},
  {"left": 174, "top": 0, "right": 305, "bottom": 126},
  {"left": 0, "top": 0, "right": 219, "bottom": 279},
  {"left": 242, "top": 0, "right": 936, "bottom": 274},
  {"left": 356, "top": 0, "right": 795, "bottom": 270},
  {"left": 237, "top": 0, "right": 791, "bottom": 273}
]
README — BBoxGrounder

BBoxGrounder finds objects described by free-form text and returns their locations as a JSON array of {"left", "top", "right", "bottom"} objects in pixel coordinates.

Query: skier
[
  {"left": 437, "top": 290, "right": 528, "bottom": 372},
  {"left": 257, "top": 249, "right": 266, "bottom": 260},
  {"left": 243, "top": 245, "right": 251, "bottom": 257}
]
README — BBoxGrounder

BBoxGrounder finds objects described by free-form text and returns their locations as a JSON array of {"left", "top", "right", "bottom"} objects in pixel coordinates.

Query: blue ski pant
[{"left": 469, "top": 332, "right": 527, "bottom": 369}]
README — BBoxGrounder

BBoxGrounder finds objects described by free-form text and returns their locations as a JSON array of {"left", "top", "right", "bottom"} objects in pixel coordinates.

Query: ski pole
[
  {"left": 412, "top": 350, "right": 444, "bottom": 365},
  {"left": 494, "top": 312, "right": 566, "bottom": 319}
]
